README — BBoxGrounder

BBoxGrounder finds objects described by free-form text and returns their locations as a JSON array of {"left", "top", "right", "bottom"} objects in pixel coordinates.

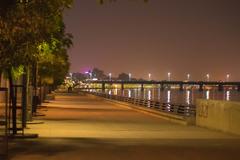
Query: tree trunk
[
  {"left": 7, "top": 69, "right": 17, "bottom": 135},
  {"left": 32, "top": 62, "right": 38, "bottom": 115},
  {"left": 21, "top": 66, "right": 29, "bottom": 128}
]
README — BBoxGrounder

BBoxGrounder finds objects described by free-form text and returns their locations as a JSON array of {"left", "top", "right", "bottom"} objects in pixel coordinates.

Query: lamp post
[
  {"left": 206, "top": 74, "right": 210, "bottom": 81},
  {"left": 167, "top": 72, "right": 171, "bottom": 81},
  {"left": 187, "top": 74, "right": 190, "bottom": 81},
  {"left": 109, "top": 73, "right": 112, "bottom": 81},
  {"left": 148, "top": 73, "right": 151, "bottom": 81},
  {"left": 226, "top": 74, "right": 230, "bottom": 82}
]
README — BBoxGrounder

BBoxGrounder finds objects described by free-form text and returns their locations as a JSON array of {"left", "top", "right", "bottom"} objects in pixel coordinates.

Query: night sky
[{"left": 64, "top": 0, "right": 240, "bottom": 81}]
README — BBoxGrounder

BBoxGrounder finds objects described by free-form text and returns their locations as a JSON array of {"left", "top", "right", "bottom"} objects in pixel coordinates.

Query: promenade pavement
[{"left": 9, "top": 93, "right": 240, "bottom": 160}]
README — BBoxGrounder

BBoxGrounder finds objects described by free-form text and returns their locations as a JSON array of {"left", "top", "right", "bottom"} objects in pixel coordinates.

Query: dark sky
[{"left": 64, "top": 0, "right": 240, "bottom": 81}]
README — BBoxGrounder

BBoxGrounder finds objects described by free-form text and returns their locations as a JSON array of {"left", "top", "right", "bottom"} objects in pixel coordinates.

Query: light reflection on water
[
  {"left": 128, "top": 89, "right": 131, "bottom": 98},
  {"left": 148, "top": 90, "right": 151, "bottom": 100},
  {"left": 206, "top": 90, "right": 210, "bottom": 100},
  {"left": 186, "top": 90, "right": 191, "bottom": 105},
  {"left": 226, "top": 90, "right": 230, "bottom": 101},
  {"left": 167, "top": 90, "right": 171, "bottom": 103},
  {"left": 104, "top": 88, "right": 240, "bottom": 105}
]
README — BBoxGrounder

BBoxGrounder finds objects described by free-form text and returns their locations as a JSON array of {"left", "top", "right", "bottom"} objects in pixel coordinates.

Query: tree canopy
[{"left": 0, "top": 0, "right": 73, "bottom": 85}]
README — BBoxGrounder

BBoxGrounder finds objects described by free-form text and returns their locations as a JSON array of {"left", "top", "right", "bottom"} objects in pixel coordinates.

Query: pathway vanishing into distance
[{"left": 9, "top": 93, "right": 240, "bottom": 160}]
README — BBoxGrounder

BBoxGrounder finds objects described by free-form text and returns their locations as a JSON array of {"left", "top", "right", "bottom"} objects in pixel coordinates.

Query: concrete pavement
[{"left": 9, "top": 93, "right": 240, "bottom": 160}]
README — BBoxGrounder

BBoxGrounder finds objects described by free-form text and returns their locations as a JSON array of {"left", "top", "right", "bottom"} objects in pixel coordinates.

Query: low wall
[{"left": 196, "top": 99, "right": 240, "bottom": 135}]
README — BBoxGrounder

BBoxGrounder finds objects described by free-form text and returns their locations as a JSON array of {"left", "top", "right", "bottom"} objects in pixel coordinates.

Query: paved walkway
[{"left": 9, "top": 93, "right": 240, "bottom": 160}]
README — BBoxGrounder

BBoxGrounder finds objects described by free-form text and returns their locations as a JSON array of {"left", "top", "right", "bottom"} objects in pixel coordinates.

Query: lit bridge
[{"left": 78, "top": 80, "right": 240, "bottom": 92}]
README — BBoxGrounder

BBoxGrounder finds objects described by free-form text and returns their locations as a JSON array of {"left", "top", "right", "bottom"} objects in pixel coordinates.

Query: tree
[
  {"left": 92, "top": 68, "right": 107, "bottom": 80},
  {"left": 118, "top": 73, "right": 129, "bottom": 81},
  {"left": 0, "top": 0, "right": 73, "bottom": 134}
]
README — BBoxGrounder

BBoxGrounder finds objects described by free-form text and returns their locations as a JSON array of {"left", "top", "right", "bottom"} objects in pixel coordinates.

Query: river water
[{"left": 97, "top": 88, "right": 240, "bottom": 105}]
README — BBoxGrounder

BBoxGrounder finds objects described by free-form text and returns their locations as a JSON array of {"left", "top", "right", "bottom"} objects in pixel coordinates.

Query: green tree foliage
[
  {"left": 0, "top": 0, "right": 73, "bottom": 86},
  {"left": 0, "top": 0, "right": 72, "bottom": 70},
  {"left": 38, "top": 29, "right": 72, "bottom": 86}
]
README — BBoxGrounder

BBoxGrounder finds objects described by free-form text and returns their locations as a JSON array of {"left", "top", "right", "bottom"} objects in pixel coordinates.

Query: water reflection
[
  {"left": 113, "top": 88, "right": 118, "bottom": 95},
  {"left": 167, "top": 90, "right": 171, "bottom": 103},
  {"left": 100, "top": 88, "right": 240, "bottom": 105},
  {"left": 128, "top": 89, "right": 131, "bottom": 98},
  {"left": 186, "top": 90, "right": 191, "bottom": 105},
  {"left": 148, "top": 90, "right": 151, "bottom": 100},
  {"left": 157, "top": 88, "right": 161, "bottom": 101},
  {"left": 206, "top": 90, "right": 210, "bottom": 100},
  {"left": 226, "top": 90, "right": 230, "bottom": 101}
]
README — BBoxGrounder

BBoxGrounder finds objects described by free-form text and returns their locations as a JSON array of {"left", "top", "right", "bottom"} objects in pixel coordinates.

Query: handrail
[{"left": 84, "top": 91, "right": 196, "bottom": 117}]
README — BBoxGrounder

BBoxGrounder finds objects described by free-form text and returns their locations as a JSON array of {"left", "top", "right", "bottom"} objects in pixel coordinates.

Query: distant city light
[{"left": 129, "top": 73, "right": 132, "bottom": 81}]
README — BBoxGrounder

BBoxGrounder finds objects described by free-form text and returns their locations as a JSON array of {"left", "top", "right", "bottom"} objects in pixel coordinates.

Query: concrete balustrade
[{"left": 196, "top": 99, "right": 240, "bottom": 135}]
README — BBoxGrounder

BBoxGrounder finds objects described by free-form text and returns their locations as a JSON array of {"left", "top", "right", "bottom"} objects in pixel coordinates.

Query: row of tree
[{"left": 0, "top": 0, "right": 73, "bottom": 135}]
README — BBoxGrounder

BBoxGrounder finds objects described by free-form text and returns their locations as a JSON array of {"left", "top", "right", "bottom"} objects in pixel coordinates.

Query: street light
[
  {"left": 148, "top": 73, "right": 151, "bottom": 81},
  {"left": 187, "top": 74, "right": 190, "bottom": 81},
  {"left": 206, "top": 74, "right": 210, "bottom": 81},
  {"left": 226, "top": 74, "right": 230, "bottom": 82},
  {"left": 109, "top": 73, "right": 112, "bottom": 81},
  {"left": 167, "top": 72, "right": 171, "bottom": 81},
  {"left": 129, "top": 73, "right": 132, "bottom": 81}
]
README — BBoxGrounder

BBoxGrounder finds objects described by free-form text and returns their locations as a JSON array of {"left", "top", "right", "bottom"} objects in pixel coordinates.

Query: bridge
[{"left": 81, "top": 80, "right": 240, "bottom": 92}]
